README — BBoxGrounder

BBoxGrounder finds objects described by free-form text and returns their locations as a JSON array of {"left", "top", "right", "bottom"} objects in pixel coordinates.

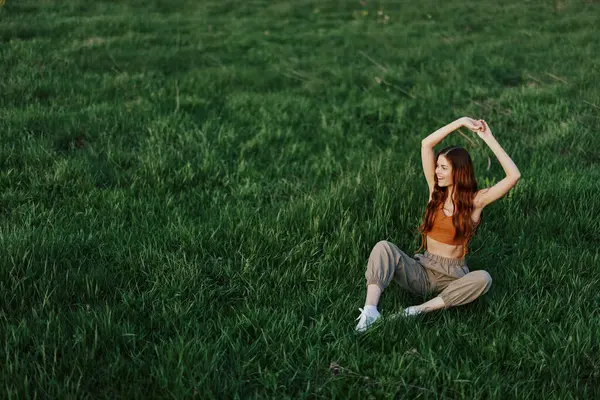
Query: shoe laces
[
  {"left": 356, "top": 307, "right": 378, "bottom": 322},
  {"left": 356, "top": 307, "right": 367, "bottom": 322}
]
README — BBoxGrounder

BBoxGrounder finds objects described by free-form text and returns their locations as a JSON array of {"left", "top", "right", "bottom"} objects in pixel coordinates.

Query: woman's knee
[
  {"left": 471, "top": 270, "right": 492, "bottom": 292},
  {"left": 368, "top": 240, "right": 389, "bottom": 260},
  {"left": 373, "top": 240, "right": 390, "bottom": 251},
  {"left": 438, "top": 270, "right": 492, "bottom": 308},
  {"left": 365, "top": 240, "right": 396, "bottom": 287}
]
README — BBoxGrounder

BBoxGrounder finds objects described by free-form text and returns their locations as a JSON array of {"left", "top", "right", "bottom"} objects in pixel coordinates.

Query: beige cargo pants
[{"left": 365, "top": 240, "right": 492, "bottom": 309}]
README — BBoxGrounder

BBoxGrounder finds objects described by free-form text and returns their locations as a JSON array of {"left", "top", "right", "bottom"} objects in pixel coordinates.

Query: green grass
[{"left": 1, "top": 0, "right": 600, "bottom": 398}]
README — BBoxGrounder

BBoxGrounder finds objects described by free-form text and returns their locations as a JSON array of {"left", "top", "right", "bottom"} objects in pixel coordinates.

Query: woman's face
[{"left": 435, "top": 155, "right": 453, "bottom": 187}]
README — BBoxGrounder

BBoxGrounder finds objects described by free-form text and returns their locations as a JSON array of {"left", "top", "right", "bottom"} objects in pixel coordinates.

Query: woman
[{"left": 355, "top": 117, "right": 521, "bottom": 332}]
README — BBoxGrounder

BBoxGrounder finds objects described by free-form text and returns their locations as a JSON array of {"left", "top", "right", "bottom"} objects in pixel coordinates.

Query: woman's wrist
[
  {"left": 482, "top": 132, "right": 497, "bottom": 143},
  {"left": 451, "top": 118, "right": 466, "bottom": 132}
]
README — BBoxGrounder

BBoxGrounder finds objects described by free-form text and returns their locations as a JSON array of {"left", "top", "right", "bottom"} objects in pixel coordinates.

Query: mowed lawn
[{"left": 1, "top": 0, "right": 600, "bottom": 398}]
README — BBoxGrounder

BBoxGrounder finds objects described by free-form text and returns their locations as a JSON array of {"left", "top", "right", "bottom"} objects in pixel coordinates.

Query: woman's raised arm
[{"left": 421, "top": 117, "right": 483, "bottom": 147}]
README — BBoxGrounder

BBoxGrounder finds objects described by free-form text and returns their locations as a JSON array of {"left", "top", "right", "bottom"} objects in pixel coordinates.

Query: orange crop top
[{"left": 426, "top": 204, "right": 464, "bottom": 246}]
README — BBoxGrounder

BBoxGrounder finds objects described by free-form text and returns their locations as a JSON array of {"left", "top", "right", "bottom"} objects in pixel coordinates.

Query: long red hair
[{"left": 415, "top": 145, "right": 483, "bottom": 263}]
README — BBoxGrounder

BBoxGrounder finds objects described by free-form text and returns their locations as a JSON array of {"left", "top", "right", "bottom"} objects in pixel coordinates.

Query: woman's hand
[
  {"left": 475, "top": 119, "right": 494, "bottom": 141},
  {"left": 461, "top": 117, "right": 484, "bottom": 133}
]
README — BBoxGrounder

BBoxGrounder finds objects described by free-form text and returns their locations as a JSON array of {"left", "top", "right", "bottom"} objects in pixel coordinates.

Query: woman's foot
[
  {"left": 403, "top": 306, "right": 423, "bottom": 316},
  {"left": 391, "top": 297, "right": 446, "bottom": 318},
  {"left": 355, "top": 307, "right": 381, "bottom": 332},
  {"left": 389, "top": 306, "right": 423, "bottom": 320}
]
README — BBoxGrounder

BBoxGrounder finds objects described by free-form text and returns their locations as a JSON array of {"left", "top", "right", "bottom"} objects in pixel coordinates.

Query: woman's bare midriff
[
  {"left": 425, "top": 236, "right": 465, "bottom": 259},
  {"left": 425, "top": 203, "right": 483, "bottom": 260}
]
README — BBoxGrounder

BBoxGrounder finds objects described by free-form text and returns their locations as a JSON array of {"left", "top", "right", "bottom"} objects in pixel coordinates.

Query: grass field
[{"left": 2, "top": 0, "right": 600, "bottom": 398}]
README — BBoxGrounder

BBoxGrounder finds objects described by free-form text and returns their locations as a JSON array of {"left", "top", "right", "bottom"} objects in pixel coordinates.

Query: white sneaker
[
  {"left": 355, "top": 307, "right": 381, "bottom": 333},
  {"left": 388, "top": 306, "right": 423, "bottom": 320},
  {"left": 403, "top": 306, "right": 423, "bottom": 316}
]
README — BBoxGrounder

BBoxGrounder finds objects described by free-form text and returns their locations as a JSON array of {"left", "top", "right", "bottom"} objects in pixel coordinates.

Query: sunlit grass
[{"left": 1, "top": 0, "right": 600, "bottom": 398}]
